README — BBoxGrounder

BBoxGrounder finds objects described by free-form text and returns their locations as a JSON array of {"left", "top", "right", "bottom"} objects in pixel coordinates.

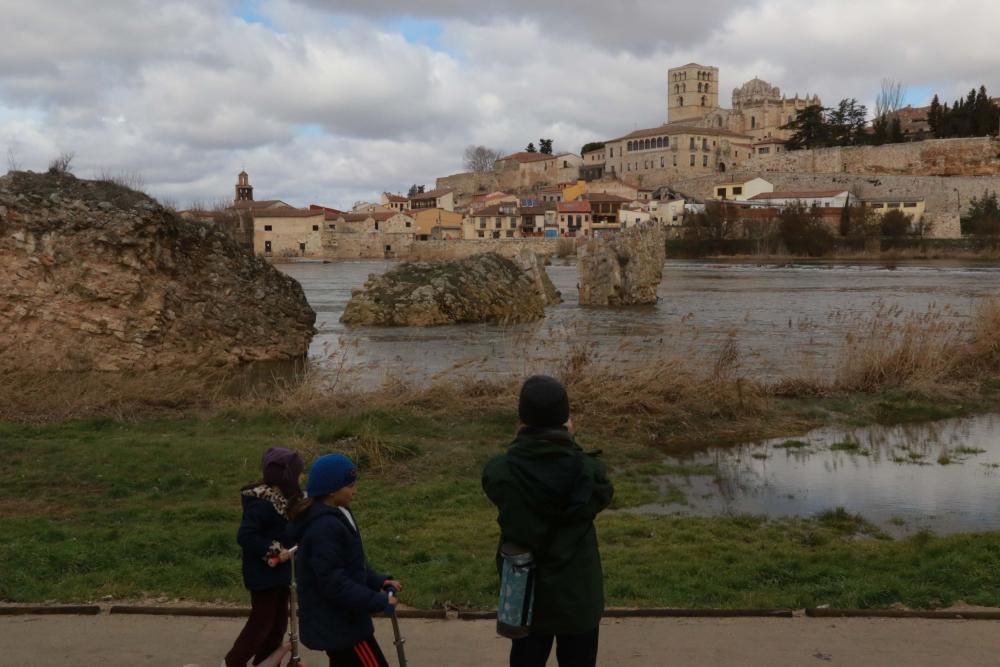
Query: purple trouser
[{"left": 225, "top": 587, "right": 289, "bottom": 667}]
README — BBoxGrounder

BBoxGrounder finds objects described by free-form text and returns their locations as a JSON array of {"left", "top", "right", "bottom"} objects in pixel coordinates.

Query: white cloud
[{"left": 1, "top": 0, "right": 998, "bottom": 208}]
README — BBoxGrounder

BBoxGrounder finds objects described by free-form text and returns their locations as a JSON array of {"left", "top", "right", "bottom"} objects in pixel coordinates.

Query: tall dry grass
[
  {"left": 832, "top": 299, "right": 1000, "bottom": 392},
  {"left": 3, "top": 300, "right": 1000, "bottom": 429}
]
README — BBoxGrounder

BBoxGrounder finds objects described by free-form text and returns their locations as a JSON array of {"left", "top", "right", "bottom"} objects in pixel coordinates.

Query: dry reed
[{"left": 3, "top": 300, "right": 1000, "bottom": 427}]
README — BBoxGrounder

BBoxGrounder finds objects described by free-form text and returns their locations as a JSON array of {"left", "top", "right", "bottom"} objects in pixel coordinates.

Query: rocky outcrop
[
  {"left": 341, "top": 252, "right": 551, "bottom": 326},
  {"left": 513, "top": 247, "right": 562, "bottom": 306},
  {"left": 577, "top": 223, "right": 667, "bottom": 306},
  {"left": 0, "top": 171, "right": 316, "bottom": 372}
]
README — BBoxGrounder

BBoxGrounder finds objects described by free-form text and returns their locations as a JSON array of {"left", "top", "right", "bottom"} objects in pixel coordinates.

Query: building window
[
  {"left": 673, "top": 155, "right": 677, "bottom": 166},
  {"left": 690, "top": 154, "right": 695, "bottom": 166},
  {"left": 888, "top": 203, "right": 901, "bottom": 208},
  {"left": 478, "top": 231, "right": 485, "bottom": 238},
  {"left": 374, "top": 222, "right": 379, "bottom": 230},
  {"left": 506, "top": 230, "right": 514, "bottom": 238},
  {"left": 904, "top": 202, "right": 918, "bottom": 208},
  {"left": 717, "top": 188, "right": 727, "bottom": 198},
  {"left": 264, "top": 240, "right": 272, "bottom": 255},
  {"left": 689, "top": 138, "right": 695, "bottom": 150},
  {"left": 703, "top": 155, "right": 708, "bottom": 167},
  {"left": 733, "top": 187, "right": 743, "bottom": 195},
  {"left": 264, "top": 225, "right": 272, "bottom": 231},
  {"left": 299, "top": 242, "right": 306, "bottom": 253},
  {"left": 328, "top": 223, "right": 336, "bottom": 230},
  {"left": 405, "top": 221, "right": 411, "bottom": 227},
  {"left": 312, "top": 225, "right": 319, "bottom": 231},
  {"left": 759, "top": 147, "right": 771, "bottom": 154},
  {"left": 660, "top": 157, "right": 664, "bottom": 168}
]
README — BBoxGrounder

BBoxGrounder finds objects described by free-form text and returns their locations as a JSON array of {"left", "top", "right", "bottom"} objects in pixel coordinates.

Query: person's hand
[
  {"left": 267, "top": 549, "right": 291, "bottom": 567},
  {"left": 564, "top": 417, "right": 575, "bottom": 434},
  {"left": 383, "top": 579, "right": 403, "bottom": 592},
  {"left": 387, "top": 595, "right": 399, "bottom": 609}
]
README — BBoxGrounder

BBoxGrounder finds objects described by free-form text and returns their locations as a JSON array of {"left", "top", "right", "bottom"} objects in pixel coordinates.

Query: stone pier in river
[{"left": 576, "top": 222, "right": 667, "bottom": 306}]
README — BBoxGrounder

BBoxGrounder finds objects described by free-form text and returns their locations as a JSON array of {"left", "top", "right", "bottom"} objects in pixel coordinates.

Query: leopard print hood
[{"left": 242, "top": 483, "right": 290, "bottom": 519}]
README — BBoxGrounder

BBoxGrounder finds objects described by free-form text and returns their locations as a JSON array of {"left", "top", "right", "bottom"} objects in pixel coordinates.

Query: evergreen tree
[
  {"left": 539, "top": 138, "right": 553, "bottom": 154},
  {"left": 890, "top": 116, "right": 904, "bottom": 143},
  {"left": 525, "top": 142, "right": 537, "bottom": 153},
  {"left": 871, "top": 116, "right": 889, "bottom": 146},
  {"left": 928, "top": 95, "right": 941, "bottom": 136},
  {"left": 783, "top": 105, "right": 830, "bottom": 150}
]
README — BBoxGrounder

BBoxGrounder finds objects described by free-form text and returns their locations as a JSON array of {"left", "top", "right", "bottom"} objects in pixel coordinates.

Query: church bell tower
[
  {"left": 667, "top": 63, "right": 720, "bottom": 123},
  {"left": 235, "top": 170, "right": 254, "bottom": 203}
]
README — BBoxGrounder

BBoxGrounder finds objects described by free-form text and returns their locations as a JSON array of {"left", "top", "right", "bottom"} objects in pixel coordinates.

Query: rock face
[
  {"left": 341, "top": 252, "right": 552, "bottom": 326},
  {"left": 577, "top": 223, "right": 667, "bottom": 306},
  {"left": 0, "top": 171, "right": 316, "bottom": 372},
  {"left": 512, "top": 247, "right": 562, "bottom": 307}
]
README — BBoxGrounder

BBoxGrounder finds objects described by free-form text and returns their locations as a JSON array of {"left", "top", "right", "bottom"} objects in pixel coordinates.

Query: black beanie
[{"left": 518, "top": 375, "right": 570, "bottom": 428}]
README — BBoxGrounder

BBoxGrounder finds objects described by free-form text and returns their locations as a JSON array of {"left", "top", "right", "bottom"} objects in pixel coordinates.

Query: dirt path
[{"left": 1, "top": 613, "right": 998, "bottom": 666}]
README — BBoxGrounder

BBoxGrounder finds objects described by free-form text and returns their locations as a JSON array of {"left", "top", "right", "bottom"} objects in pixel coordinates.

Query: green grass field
[{"left": 4, "top": 388, "right": 1000, "bottom": 611}]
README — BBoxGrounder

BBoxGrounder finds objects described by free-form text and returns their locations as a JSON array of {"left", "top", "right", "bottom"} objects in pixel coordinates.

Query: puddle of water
[{"left": 629, "top": 413, "right": 1000, "bottom": 535}]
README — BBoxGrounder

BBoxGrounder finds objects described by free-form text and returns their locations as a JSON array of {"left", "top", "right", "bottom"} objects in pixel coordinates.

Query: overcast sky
[{"left": 1, "top": 0, "right": 997, "bottom": 209}]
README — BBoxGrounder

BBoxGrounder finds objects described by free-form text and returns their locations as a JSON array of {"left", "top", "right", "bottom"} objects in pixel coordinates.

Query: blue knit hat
[{"left": 307, "top": 454, "right": 358, "bottom": 498}]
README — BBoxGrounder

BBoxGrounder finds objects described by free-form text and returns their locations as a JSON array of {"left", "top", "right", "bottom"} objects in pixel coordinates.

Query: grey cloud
[{"left": 293, "top": 0, "right": 751, "bottom": 51}]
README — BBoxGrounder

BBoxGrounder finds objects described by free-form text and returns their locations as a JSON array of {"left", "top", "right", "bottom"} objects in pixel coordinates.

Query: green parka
[{"left": 482, "top": 426, "right": 614, "bottom": 635}]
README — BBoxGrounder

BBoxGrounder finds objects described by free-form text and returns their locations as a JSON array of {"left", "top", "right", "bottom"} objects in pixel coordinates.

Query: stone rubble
[{"left": 0, "top": 171, "right": 316, "bottom": 372}]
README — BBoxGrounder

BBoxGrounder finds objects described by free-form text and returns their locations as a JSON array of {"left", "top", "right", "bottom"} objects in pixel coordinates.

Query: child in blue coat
[
  {"left": 289, "top": 454, "right": 402, "bottom": 667},
  {"left": 224, "top": 447, "right": 304, "bottom": 667}
]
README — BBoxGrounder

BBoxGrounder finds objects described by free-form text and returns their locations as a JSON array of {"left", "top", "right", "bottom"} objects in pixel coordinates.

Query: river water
[
  {"left": 280, "top": 259, "right": 1000, "bottom": 385},
  {"left": 279, "top": 259, "right": 1000, "bottom": 531}
]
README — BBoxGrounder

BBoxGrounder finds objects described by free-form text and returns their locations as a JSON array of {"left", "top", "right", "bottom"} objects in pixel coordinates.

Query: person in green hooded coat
[{"left": 482, "top": 375, "right": 614, "bottom": 667}]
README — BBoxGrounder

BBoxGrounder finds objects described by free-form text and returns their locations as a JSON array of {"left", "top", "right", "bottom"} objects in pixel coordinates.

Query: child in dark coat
[
  {"left": 224, "top": 447, "right": 304, "bottom": 667},
  {"left": 483, "top": 375, "right": 614, "bottom": 667},
  {"left": 289, "top": 453, "right": 402, "bottom": 667}
]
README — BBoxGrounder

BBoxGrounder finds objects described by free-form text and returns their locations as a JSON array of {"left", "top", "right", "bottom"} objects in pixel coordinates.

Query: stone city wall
[
  {"left": 323, "top": 232, "right": 415, "bottom": 260},
  {"left": 435, "top": 171, "right": 500, "bottom": 205},
  {"left": 746, "top": 137, "right": 1000, "bottom": 177},
  {"left": 406, "top": 239, "right": 561, "bottom": 262}
]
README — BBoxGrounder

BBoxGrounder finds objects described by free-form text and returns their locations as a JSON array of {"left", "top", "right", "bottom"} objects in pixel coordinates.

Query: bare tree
[
  {"left": 6, "top": 144, "right": 21, "bottom": 172},
  {"left": 48, "top": 151, "right": 75, "bottom": 174},
  {"left": 463, "top": 145, "right": 502, "bottom": 173},
  {"left": 875, "top": 79, "right": 906, "bottom": 119}
]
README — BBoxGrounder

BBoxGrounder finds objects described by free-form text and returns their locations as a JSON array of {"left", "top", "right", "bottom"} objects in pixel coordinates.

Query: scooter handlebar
[{"left": 267, "top": 545, "right": 299, "bottom": 568}]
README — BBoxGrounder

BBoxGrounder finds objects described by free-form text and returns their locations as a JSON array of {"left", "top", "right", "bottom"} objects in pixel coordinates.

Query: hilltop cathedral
[{"left": 667, "top": 63, "right": 820, "bottom": 142}]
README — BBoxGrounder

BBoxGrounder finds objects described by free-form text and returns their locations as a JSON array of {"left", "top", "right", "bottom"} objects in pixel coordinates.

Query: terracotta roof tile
[
  {"left": 410, "top": 188, "right": 454, "bottom": 201},
  {"left": 611, "top": 124, "right": 751, "bottom": 142},
  {"left": 498, "top": 151, "right": 554, "bottom": 164},
  {"left": 581, "top": 193, "right": 630, "bottom": 202},
  {"left": 252, "top": 207, "right": 324, "bottom": 218},
  {"left": 557, "top": 201, "right": 592, "bottom": 213}
]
